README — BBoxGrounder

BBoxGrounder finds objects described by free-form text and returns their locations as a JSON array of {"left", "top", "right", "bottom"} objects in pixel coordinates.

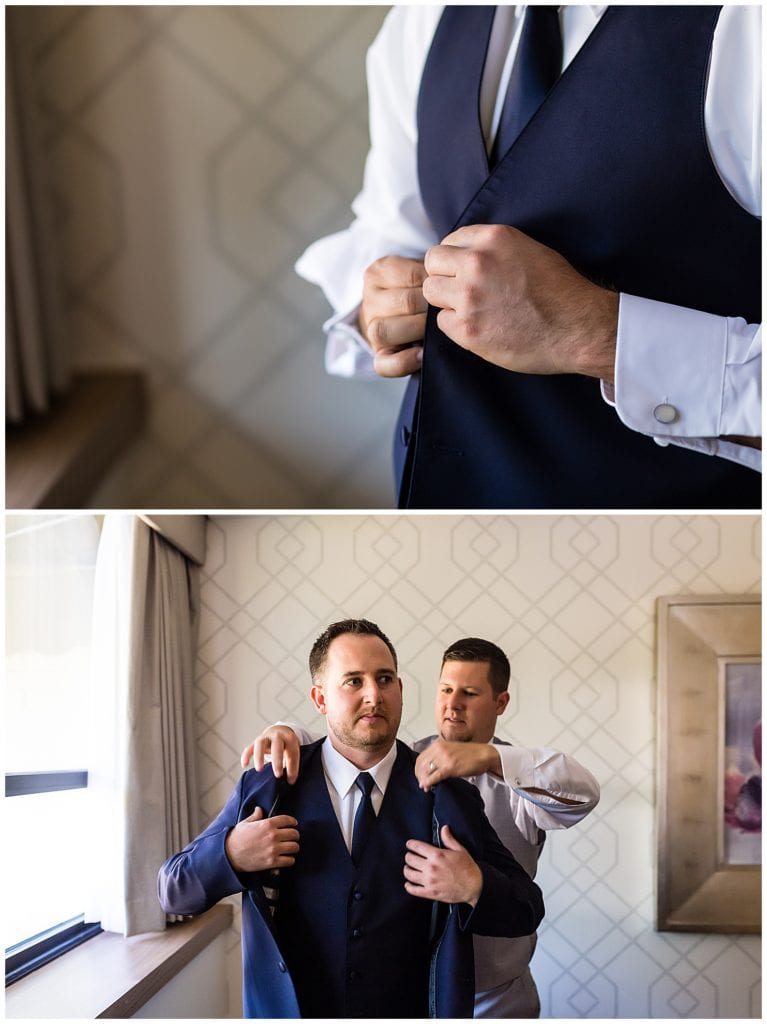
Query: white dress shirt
[
  {"left": 320, "top": 736, "right": 397, "bottom": 851},
  {"left": 488, "top": 741, "right": 600, "bottom": 842},
  {"left": 295, "top": 5, "right": 761, "bottom": 472}
]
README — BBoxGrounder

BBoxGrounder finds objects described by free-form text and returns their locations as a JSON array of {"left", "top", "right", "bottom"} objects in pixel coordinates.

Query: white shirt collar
[{"left": 321, "top": 736, "right": 398, "bottom": 800}]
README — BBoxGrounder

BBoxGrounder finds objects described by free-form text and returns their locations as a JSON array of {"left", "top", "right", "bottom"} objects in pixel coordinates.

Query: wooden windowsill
[
  {"left": 5, "top": 370, "right": 147, "bottom": 509},
  {"left": 5, "top": 904, "right": 233, "bottom": 1019}
]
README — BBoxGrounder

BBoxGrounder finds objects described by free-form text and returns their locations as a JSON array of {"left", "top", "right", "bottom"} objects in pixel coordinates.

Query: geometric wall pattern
[
  {"left": 19, "top": 6, "right": 400, "bottom": 508},
  {"left": 195, "top": 514, "right": 761, "bottom": 1018}
]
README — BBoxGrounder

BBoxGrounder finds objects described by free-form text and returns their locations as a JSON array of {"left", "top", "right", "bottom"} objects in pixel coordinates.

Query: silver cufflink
[{"left": 653, "top": 403, "right": 678, "bottom": 425}]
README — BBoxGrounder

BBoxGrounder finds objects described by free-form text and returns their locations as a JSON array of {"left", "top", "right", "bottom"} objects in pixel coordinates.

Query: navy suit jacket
[{"left": 158, "top": 739, "right": 544, "bottom": 1017}]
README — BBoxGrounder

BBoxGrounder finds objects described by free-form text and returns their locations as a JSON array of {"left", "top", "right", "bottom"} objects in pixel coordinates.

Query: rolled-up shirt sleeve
[{"left": 494, "top": 744, "right": 601, "bottom": 840}]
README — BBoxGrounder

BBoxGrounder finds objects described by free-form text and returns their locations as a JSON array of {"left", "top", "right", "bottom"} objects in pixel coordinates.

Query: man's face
[
  {"left": 311, "top": 633, "right": 403, "bottom": 765},
  {"left": 435, "top": 660, "right": 509, "bottom": 744}
]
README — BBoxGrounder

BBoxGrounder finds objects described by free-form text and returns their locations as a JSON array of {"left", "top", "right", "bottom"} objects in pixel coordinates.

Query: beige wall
[
  {"left": 20, "top": 6, "right": 400, "bottom": 508},
  {"left": 194, "top": 513, "right": 761, "bottom": 1018}
]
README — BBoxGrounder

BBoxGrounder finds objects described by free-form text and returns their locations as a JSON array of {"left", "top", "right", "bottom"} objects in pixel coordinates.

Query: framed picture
[{"left": 656, "top": 594, "right": 761, "bottom": 933}]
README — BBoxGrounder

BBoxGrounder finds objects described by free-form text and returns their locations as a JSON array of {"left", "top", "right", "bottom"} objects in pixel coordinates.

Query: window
[{"left": 5, "top": 514, "right": 102, "bottom": 982}]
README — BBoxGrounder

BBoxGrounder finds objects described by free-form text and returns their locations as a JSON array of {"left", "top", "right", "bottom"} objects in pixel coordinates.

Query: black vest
[{"left": 397, "top": 6, "right": 760, "bottom": 509}]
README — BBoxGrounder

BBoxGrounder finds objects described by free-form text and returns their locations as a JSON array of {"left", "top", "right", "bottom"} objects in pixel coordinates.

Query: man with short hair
[
  {"left": 246, "top": 635, "right": 599, "bottom": 1017},
  {"left": 159, "top": 620, "right": 544, "bottom": 1019}
]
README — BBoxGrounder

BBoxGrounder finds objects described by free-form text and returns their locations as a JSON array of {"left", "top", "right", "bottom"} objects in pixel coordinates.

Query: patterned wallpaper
[
  {"left": 15, "top": 5, "right": 763, "bottom": 1016},
  {"left": 19, "top": 5, "right": 401, "bottom": 508},
  {"left": 194, "top": 513, "right": 761, "bottom": 1018}
]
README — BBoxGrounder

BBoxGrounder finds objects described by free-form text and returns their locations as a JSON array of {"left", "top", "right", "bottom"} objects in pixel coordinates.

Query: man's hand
[
  {"left": 415, "top": 739, "right": 502, "bottom": 790},
  {"left": 359, "top": 255, "right": 427, "bottom": 378},
  {"left": 404, "top": 825, "right": 483, "bottom": 907},
  {"left": 423, "top": 224, "right": 618, "bottom": 382},
  {"left": 224, "top": 807, "right": 300, "bottom": 873},
  {"left": 241, "top": 725, "right": 301, "bottom": 784}
]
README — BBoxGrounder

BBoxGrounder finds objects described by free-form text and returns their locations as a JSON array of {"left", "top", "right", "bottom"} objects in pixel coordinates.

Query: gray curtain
[
  {"left": 125, "top": 520, "right": 202, "bottom": 933},
  {"left": 87, "top": 516, "right": 202, "bottom": 935},
  {"left": 6, "top": 8, "right": 70, "bottom": 424}
]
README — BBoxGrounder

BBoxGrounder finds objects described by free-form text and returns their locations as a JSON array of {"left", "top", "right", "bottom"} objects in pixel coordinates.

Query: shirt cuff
[
  {"left": 323, "top": 307, "right": 378, "bottom": 380},
  {"left": 494, "top": 744, "right": 536, "bottom": 788},
  {"left": 601, "top": 293, "right": 762, "bottom": 472},
  {"left": 613, "top": 293, "right": 730, "bottom": 437},
  {"left": 650, "top": 434, "right": 761, "bottom": 473},
  {"left": 603, "top": 382, "right": 762, "bottom": 472}
]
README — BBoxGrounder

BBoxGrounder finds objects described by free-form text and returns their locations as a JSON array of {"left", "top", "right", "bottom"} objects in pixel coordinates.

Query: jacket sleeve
[
  {"left": 445, "top": 781, "right": 545, "bottom": 938},
  {"left": 157, "top": 774, "right": 254, "bottom": 916}
]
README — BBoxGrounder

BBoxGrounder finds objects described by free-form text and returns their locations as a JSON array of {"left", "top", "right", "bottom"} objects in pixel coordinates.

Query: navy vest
[
  {"left": 396, "top": 6, "right": 760, "bottom": 509},
  {"left": 271, "top": 743, "right": 435, "bottom": 1017}
]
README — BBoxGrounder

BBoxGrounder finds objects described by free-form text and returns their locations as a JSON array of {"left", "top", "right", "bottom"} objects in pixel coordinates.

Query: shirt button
[
  {"left": 400, "top": 425, "right": 411, "bottom": 446},
  {"left": 353, "top": 890, "right": 364, "bottom": 901},
  {"left": 278, "top": 961, "right": 287, "bottom": 973},
  {"left": 653, "top": 403, "right": 678, "bottom": 425}
]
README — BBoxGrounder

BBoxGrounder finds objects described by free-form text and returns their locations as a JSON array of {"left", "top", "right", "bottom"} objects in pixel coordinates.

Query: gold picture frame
[{"left": 656, "top": 594, "right": 761, "bottom": 933}]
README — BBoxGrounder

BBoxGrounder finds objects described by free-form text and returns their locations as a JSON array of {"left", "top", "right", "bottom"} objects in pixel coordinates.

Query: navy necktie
[
  {"left": 351, "top": 772, "right": 376, "bottom": 866},
  {"left": 490, "top": 6, "right": 563, "bottom": 166}
]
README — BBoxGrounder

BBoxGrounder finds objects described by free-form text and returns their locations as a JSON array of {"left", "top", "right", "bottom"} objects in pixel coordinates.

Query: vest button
[
  {"left": 353, "top": 890, "right": 364, "bottom": 901},
  {"left": 349, "top": 970, "right": 358, "bottom": 980},
  {"left": 352, "top": 927, "right": 362, "bottom": 938}
]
